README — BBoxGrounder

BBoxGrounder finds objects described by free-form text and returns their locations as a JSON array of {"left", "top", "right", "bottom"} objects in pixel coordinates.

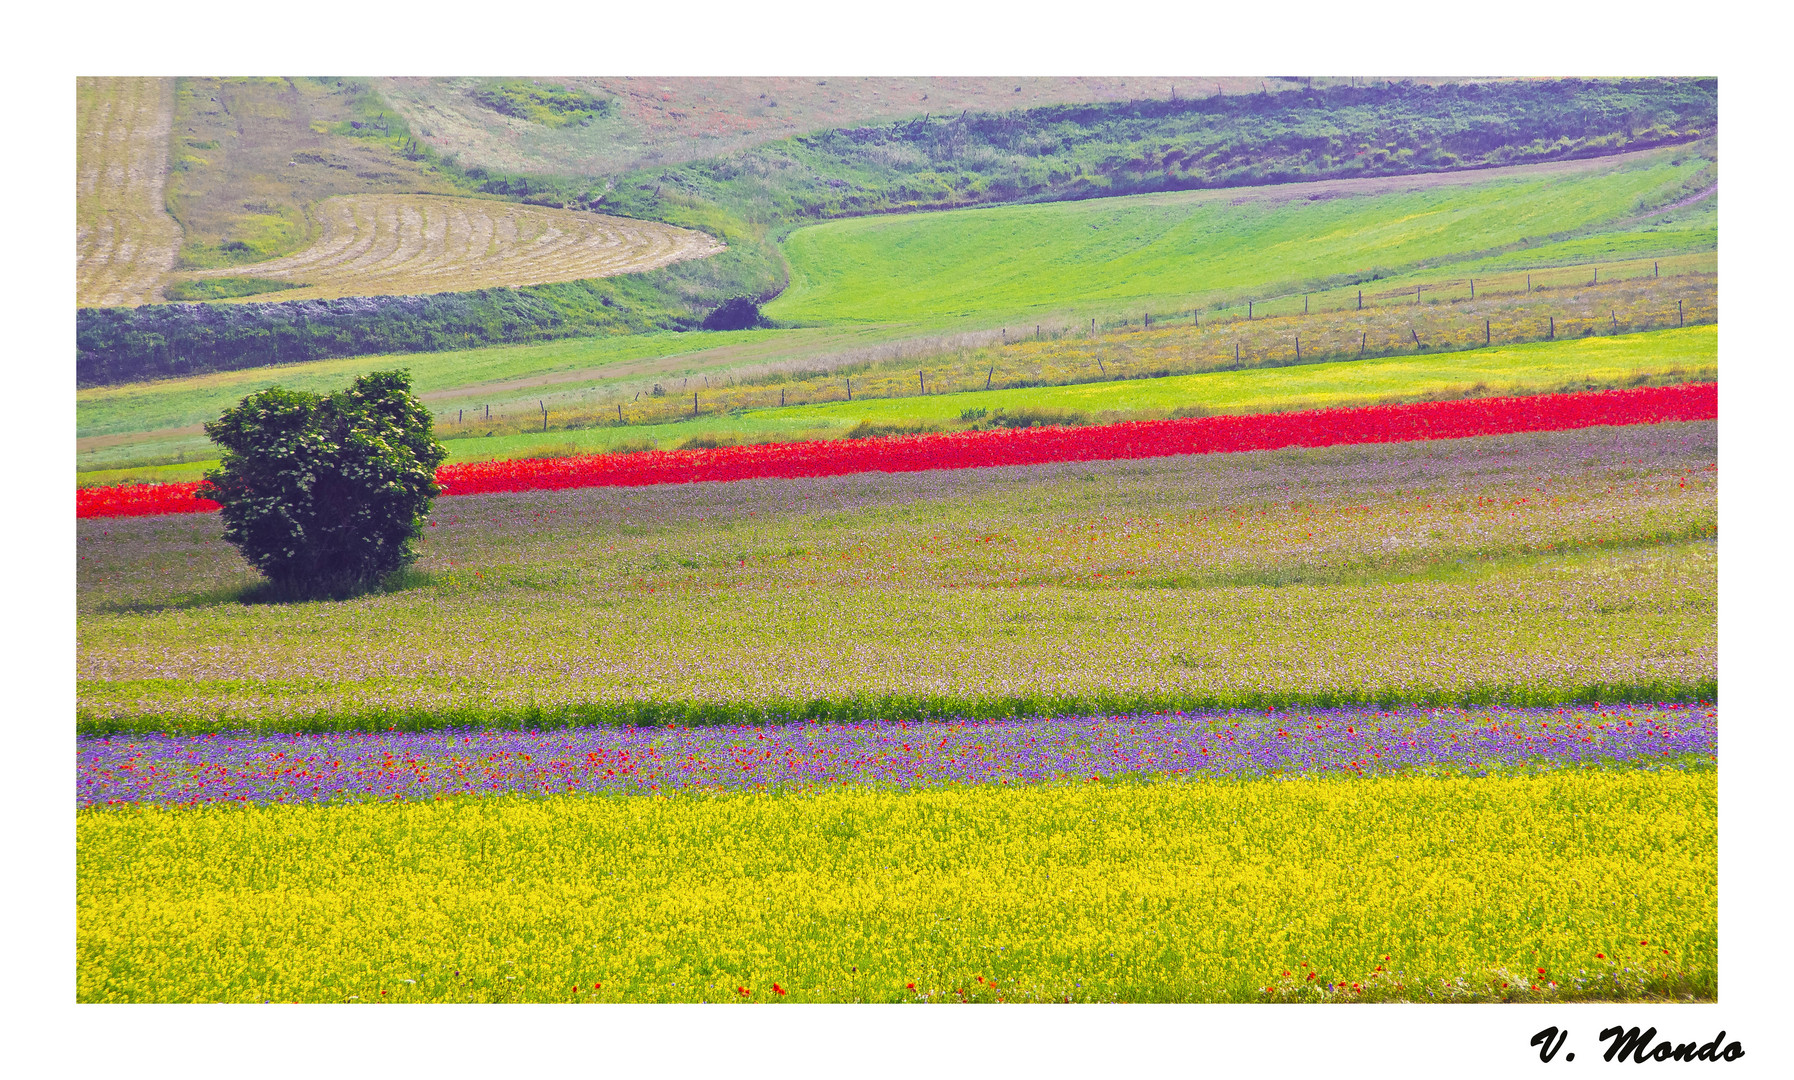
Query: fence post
[
  {"left": 1678, "top": 300, "right": 1683, "bottom": 327},
  {"left": 1469, "top": 279, "right": 1475, "bottom": 300},
  {"left": 986, "top": 366, "right": 994, "bottom": 390},
  {"left": 846, "top": 378, "right": 852, "bottom": 401},
  {"left": 1360, "top": 331, "right": 1366, "bottom": 356},
  {"left": 1527, "top": 274, "right": 1531, "bottom": 293},
  {"left": 1655, "top": 261, "right": 1659, "bottom": 278},
  {"left": 1248, "top": 300, "right": 1253, "bottom": 319},
  {"left": 919, "top": 370, "right": 925, "bottom": 392},
  {"left": 1485, "top": 318, "right": 1490, "bottom": 345},
  {"left": 1410, "top": 327, "right": 1421, "bottom": 348},
  {"left": 1548, "top": 317, "right": 1555, "bottom": 340},
  {"left": 617, "top": 403, "right": 624, "bottom": 423},
  {"left": 541, "top": 401, "right": 547, "bottom": 432},
  {"left": 1295, "top": 335, "right": 1301, "bottom": 361},
  {"left": 693, "top": 393, "right": 699, "bottom": 417},
  {"left": 1193, "top": 310, "right": 1199, "bottom": 326},
  {"left": 1303, "top": 295, "right": 1309, "bottom": 315},
  {"left": 1357, "top": 289, "right": 1363, "bottom": 310}
]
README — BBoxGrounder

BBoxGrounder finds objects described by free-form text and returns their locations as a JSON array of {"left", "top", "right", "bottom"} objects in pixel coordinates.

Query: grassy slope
[
  {"left": 77, "top": 422, "right": 1715, "bottom": 727},
  {"left": 766, "top": 152, "right": 1708, "bottom": 325},
  {"left": 380, "top": 76, "right": 1274, "bottom": 178},
  {"left": 77, "top": 769, "right": 1715, "bottom": 1003},
  {"left": 75, "top": 327, "right": 901, "bottom": 440}
]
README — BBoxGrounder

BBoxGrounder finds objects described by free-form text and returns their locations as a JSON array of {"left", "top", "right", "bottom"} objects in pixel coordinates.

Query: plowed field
[
  {"left": 76, "top": 77, "right": 183, "bottom": 308},
  {"left": 184, "top": 194, "right": 724, "bottom": 301}
]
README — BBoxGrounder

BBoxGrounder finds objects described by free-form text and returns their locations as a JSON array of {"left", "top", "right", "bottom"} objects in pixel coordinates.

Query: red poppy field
[{"left": 76, "top": 382, "right": 1717, "bottom": 520}]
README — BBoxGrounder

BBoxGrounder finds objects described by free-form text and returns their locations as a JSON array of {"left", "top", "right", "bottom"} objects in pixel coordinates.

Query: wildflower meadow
[
  {"left": 73, "top": 76, "right": 1721, "bottom": 1007},
  {"left": 77, "top": 408, "right": 1718, "bottom": 1003}
]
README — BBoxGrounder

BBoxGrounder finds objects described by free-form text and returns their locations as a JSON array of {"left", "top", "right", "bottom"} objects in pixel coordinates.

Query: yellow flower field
[{"left": 77, "top": 767, "right": 1715, "bottom": 1003}]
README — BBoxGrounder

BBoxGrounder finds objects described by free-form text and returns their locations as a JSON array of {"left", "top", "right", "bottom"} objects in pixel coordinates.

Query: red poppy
[{"left": 78, "top": 385, "right": 1718, "bottom": 518}]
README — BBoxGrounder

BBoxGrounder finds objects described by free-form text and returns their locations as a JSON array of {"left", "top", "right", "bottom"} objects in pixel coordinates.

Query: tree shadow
[{"left": 90, "top": 569, "right": 438, "bottom": 614}]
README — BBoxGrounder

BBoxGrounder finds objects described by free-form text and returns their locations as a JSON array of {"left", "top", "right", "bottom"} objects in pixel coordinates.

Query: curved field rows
[
  {"left": 186, "top": 194, "right": 723, "bottom": 301},
  {"left": 76, "top": 77, "right": 182, "bottom": 308}
]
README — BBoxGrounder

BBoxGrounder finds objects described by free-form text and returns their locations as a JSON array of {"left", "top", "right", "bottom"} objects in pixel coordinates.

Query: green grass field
[
  {"left": 766, "top": 151, "right": 1710, "bottom": 325},
  {"left": 77, "top": 768, "right": 1715, "bottom": 1003}
]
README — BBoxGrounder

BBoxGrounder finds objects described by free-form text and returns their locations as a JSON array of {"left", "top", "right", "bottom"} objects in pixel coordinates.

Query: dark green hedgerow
[
  {"left": 75, "top": 277, "right": 693, "bottom": 386},
  {"left": 75, "top": 679, "right": 1716, "bottom": 738}
]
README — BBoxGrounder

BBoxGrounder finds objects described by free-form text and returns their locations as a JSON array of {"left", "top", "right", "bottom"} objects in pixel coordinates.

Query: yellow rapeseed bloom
[{"left": 76, "top": 769, "right": 1715, "bottom": 1003}]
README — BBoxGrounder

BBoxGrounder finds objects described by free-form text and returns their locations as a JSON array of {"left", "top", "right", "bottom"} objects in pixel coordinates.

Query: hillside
[
  {"left": 75, "top": 78, "right": 1717, "bottom": 389},
  {"left": 377, "top": 76, "right": 1314, "bottom": 178}
]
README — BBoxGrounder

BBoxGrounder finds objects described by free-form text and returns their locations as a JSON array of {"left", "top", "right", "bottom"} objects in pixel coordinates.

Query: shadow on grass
[{"left": 92, "top": 569, "right": 438, "bottom": 614}]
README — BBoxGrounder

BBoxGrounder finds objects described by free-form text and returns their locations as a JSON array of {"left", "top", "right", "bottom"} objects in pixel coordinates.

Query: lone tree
[{"left": 198, "top": 370, "right": 447, "bottom": 598}]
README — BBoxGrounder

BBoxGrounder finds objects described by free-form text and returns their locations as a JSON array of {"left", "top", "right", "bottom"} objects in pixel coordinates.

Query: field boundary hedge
[
  {"left": 75, "top": 679, "right": 1717, "bottom": 738},
  {"left": 74, "top": 278, "right": 693, "bottom": 387}
]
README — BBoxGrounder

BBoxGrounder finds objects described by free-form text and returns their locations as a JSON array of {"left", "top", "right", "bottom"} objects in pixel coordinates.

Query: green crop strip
[{"left": 75, "top": 679, "right": 1716, "bottom": 739}]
